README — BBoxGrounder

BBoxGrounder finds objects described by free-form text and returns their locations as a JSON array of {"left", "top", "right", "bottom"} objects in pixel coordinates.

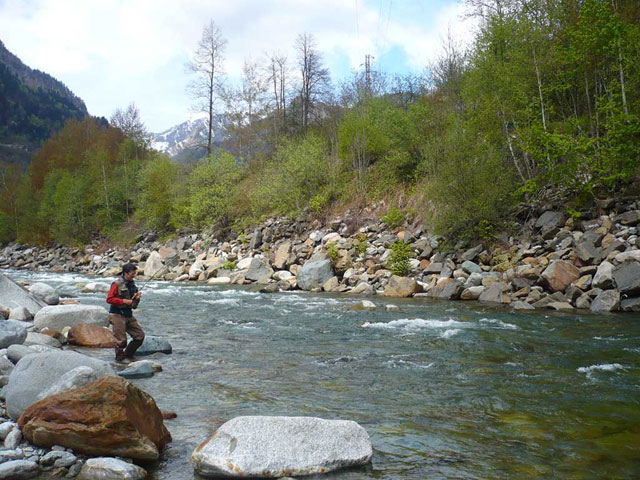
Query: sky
[{"left": 0, "top": 0, "right": 477, "bottom": 132}]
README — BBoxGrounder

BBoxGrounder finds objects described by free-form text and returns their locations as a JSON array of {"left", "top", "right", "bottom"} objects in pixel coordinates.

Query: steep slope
[{"left": 0, "top": 40, "right": 88, "bottom": 165}]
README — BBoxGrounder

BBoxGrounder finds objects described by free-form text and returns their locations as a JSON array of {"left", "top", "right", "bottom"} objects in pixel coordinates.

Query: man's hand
[
  {"left": 123, "top": 298, "right": 134, "bottom": 306},
  {"left": 133, "top": 292, "right": 142, "bottom": 300}
]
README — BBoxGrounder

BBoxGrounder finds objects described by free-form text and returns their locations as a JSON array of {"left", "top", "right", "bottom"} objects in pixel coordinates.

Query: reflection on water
[{"left": 6, "top": 269, "right": 640, "bottom": 479}]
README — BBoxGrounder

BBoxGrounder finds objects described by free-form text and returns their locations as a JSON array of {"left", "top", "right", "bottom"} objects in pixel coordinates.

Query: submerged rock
[
  {"left": 192, "top": 416, "right": 372, "bottom": 478},
  {"left": 590, "top": 290, "right": 620, "bottom": 313},
  {"left": 18, "top": 376, "right": 171, "bottom": 460},
  {"left": 135, "top": 336, "right": 172, "bottom": 356}
]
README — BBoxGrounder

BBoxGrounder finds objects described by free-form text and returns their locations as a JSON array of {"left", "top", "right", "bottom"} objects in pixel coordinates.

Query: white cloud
[{"left": 0, "top": 0, "right": 476, "bottom": 131}]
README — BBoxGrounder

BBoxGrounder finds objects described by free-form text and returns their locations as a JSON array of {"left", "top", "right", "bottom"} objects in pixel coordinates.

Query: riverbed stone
[
  {"left": 512, "top": 300, "right": 535, "bottom": 310},
  {"left": 613, "top": 250, "right": 640, "bottom": 263},
  {"left": 614, "top": 210, "right": 640, "bottom": 226},
  {"left": 4, "top": 427, "right": 21, "bottom": 448},
  {"left": 351, "top": 282, "right": 374, "bottom": 295},
  {"left": 40, "top": 450, "right": 77, "bottom": 467},
  {"left": 68, "top": 323, "right": 117, "bottom": 348},
  {"left": 6, "top": 350, "right": 114, "bottom": 420},
  {"left": 24, "top": 332, "right": 61, "bottom": 349},
  {"left": 77, "top": 457, "right": 147, "bottom": 480},
  {"left": 117, "top": 362, "right": 154, "bottom": 379},
  {"left": 0, "top": 274, "right": 46, "bottom": 316},
  {"left": 135, "top": 336, "right": 172, "bottom": 356},
  {"left": 8, "top": 307, "right": 32, "bottom": 322},
  {"left": 0, "top": 321, "right": 27, "bottom": 349},
  {"left": 18, "top": 376, "right": 171, "bottom": 461},
  {"left": 273, "top": 242, "right": 292, "bottom": 270},
  {"left": 461, "top": 261, "right": 482, "bottom": 274},
  {"left": 541, "top": 260, "right": 580, "bottom": 293},
  {"left": 592, "top": 261, "right": 614, "bottom": 289},
  {"left": 82, "top": 282, "right": 110, "bottom": 293},
  {"left": 191, "top": 416, "right": 372, "bottom": 478},
  {"left": 33, "top": 305, "right": 108, "bottom": 331},
  {"left": 0, "top": 460, "right": 40, "bottom": 479},
  {"left": 478, "top": 283, "right": 510, "bottom": 304},
  {"left": 612, "top": 261, "right": 640, "bottom": 295},
  {"left": 590, "top": 290, "right": 620, "bottom": 313},
  {"left": 460, "top": 286, "right": 484, "bottom": 300},
  {"left": 297, "top": 260, "right": 334, "bottom": 291},
  {"left": 27, "top": 283, "right": 59, "bottom": 305},
  {"left": 36, "top": 366, "right": 99, "bottom": 401},
  {"left": 621, "top": 297, "right": 640, "bottom": 312}
]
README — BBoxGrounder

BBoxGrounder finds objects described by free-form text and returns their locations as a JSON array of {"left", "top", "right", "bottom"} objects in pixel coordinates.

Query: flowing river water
[{"left": 6, "top": 269, "right": 640, "bottom": 479}]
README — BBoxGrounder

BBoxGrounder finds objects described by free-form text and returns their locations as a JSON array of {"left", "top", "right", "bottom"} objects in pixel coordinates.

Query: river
[{"left": 7, "top": 269, "right": 640, "bottom": 479}]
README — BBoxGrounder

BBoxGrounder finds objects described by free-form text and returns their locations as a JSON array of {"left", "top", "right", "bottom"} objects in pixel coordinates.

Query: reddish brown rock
[
  {"left": 68, "top": 323, "right": 117, "bottom": 348},
  {"left": 18, "top": 376, "right": 171, "bottom": 460},
  {"left": 162, "top": 411, "right": 177, "bottom": 420},
  {"left": 541, "top": 260, "right": 580, "bottom": 293}
]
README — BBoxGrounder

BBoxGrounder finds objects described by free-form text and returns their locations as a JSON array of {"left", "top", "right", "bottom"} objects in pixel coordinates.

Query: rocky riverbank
[{"left": 2, "top": 199, "right": 640, "bottom": 314}]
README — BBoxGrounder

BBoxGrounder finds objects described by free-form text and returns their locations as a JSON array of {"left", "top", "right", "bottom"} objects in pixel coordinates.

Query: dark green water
[{"left": 8, "top": 270, "right": 640, "bottom": 479}]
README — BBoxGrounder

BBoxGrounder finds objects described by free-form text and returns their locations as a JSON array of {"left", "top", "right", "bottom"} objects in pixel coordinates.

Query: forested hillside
[
  {"left": 0, "top": 0, "right": 638, "bottom": 246},
  {"left": 0, "top": 40, "right": 88, "bottom": 165}
]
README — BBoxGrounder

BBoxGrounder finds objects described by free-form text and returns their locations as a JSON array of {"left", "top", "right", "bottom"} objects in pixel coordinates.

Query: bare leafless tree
[
  {"left": 295, "top": 33, "right": 330, "bottom": 132},
  {"left": 265, "top": 52, "right": 289, "bottom": 137},
  {"left": 110, "top": 102, "right": 149, "bottom": 147},
  {"left": 187, "top": 20, "right": 227, "bottom": 155}
]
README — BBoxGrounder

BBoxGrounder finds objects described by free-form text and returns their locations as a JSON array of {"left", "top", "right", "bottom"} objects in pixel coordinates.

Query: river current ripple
[{"left": 7, "top": 269, "right": 640, "bottom": 479}]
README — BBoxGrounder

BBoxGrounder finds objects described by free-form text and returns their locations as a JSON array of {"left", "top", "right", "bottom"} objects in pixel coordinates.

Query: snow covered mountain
[{"left": 151, "top": 114, "right": 227, "bottom": 162}]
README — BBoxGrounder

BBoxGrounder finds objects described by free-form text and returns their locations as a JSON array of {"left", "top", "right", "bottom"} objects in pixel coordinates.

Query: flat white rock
[
  {"left": 192, "top": 416, "right": 372, "bottom": 478},
  {"left": 78, "top": 457, "right": 147, "bottom": 480}
]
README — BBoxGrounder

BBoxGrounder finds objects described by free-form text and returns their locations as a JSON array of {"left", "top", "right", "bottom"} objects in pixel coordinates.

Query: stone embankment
[{"left": 2, "top": 199, "right": 640, "bottom": 314}]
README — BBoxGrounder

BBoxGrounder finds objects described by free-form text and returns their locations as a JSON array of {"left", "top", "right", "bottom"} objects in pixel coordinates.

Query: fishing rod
[{"left": 137, "top": 267, "right": 162, "bottom": 293}]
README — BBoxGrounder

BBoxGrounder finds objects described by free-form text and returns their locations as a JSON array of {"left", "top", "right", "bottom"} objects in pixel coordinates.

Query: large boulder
[
  {"left": 68, "top": 323, "right": 117, "bottom": 348},
  {"left": 478, "top": 283, "right": 511, "bottom": 304},
  {"left": 0, "top": 274, "right": 47, "bottom": 315},
  {"left": 33, "top": 305, "right": 108, "bottom": 331},
  {"left": 78, "top": 457, "right": 147, "bottom": 480},
  {"left": 612, "top": 261, "right": 640, "bottom": 295},
  {"left": 144, "top": 251, "right": 165, "bottom": 278},
  {"left": 36, "top": 366, "right": 99, "bottom": 400},
  {"left": 6, "top": 350, "right": 115, "bottom": 420},
  {"left": 541, "top": 261, "right": 580, "bottom": 293},
  {"left": 192, "top": 416, "right": 372, "bottom": 478},
  {"left": 27, "top": 283, "right": 59, "bottom": 305},
  {"left": 245, "top": 257, "right": 274, "bottom": 284},
  {"left": 18, "top": 376, "right": 171, "bottom": 461},
  {"left": 297, "top": 260, "right": 334, "bottom": 291},
  {"left": 590, "top": 290, "right": 621, "bottom": 313},
  {"left": 592, "top": 261, "right": 615, "bottom": 289},
  {"left": 383, "top": 276, "right": 422, "bottom": 297},
  {"left": 535, "top": 211, "right": 566, "bottom": 231},
  {"left": 0, "top": 320, "right": 27, "bottom": 349},
  {"left": 273, "top": 241, "right": 291, "bottom": 270}
]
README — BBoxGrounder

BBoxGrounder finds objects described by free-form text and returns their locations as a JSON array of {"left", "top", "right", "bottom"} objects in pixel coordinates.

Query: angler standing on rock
[{"left": 106, "top": 263, "right": 144, "bottom": 362}]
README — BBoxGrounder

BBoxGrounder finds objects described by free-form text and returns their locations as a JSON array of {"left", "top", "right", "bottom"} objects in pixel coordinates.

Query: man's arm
[{"left": 107, "top": 283, "right": 132, "bottom": 306}]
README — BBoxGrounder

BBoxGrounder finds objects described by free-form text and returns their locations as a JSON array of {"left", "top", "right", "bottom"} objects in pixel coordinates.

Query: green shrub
[
  {"left": 353, "top": 232, "right": 369, "bottom": 256},
  {"left": 326, "top": 242, "right": 339, "bottom": 265},
  {"left": 222, "top": 260, "right": 237, "bottom": 271},
  {"left": 389, "top": 241, "right": 412, "bottom": 276},
  {"left": 381, "top": 206, "right": 406, "bottom": 229}
]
